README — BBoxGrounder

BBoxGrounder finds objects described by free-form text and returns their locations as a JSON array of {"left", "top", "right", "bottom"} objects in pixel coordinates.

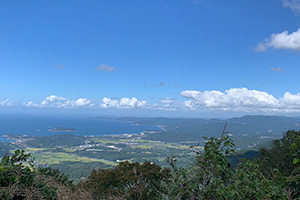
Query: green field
[{"left": 29, "top": 151, "right": 117, "bottom": 166}]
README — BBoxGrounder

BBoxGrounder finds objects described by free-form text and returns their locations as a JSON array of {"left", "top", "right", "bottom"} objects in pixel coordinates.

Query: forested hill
[{"left": 117, "top": 115, "right": 300, "bottom": 148}]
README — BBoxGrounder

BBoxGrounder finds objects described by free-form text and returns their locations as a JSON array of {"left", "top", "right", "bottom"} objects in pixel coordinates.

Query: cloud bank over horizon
[
  {"left": 100, "top": 97, "right": 147, "bottom": 109},
  {"left": 0, "top": 100, "right": 13, "bottom": 107},
  {"left": 23, "top": 95, "right": 94, "bottom": 109},
  {"left": 10, "top": 88, "right": 300, "bottom": 116},
  {"left": 180, "top": 88, "right": 300, "bottom": 114}
]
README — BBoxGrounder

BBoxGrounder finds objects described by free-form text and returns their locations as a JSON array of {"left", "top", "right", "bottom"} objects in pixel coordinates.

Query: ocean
[{"left": 0, "top": 114, "right": 161, "bottom": 142}]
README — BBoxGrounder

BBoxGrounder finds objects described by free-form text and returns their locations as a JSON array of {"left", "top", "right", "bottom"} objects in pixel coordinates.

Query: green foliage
[
  {"left": 2, "top": 129, "right": 300, "bottom": 199},
  {"left": 0, "top": 150, "right": 89, "bottom": 199},
  {"left": 166, "top": 133, "right": 293, "bottom": 199},
  {"left": 257, "top": 130, "right": 300, "bottom": 199},
  {"left": 227, "top": 160, "right": 287, "bottom": 199},
  {"left": 83, "top": 161, "right": 171, "bottom": 199},
  {"left": 50, "top": 161, "right": 113, "bottom": 183},
  {"left": 167, "top": 135, "right": 236, "bottom": 199}
]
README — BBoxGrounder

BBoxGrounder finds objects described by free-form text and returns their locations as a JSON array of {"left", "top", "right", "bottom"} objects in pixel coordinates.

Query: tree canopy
[{"left": 1, "top": 130, "right": 300, "bottom": 199}]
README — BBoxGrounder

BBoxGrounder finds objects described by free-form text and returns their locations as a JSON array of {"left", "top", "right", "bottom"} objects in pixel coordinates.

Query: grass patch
[{"left": 31, "top": 152, "right": 117, "bottom": 166}]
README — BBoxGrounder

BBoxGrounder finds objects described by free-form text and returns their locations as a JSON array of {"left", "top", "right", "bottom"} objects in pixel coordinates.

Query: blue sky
[{"left": 1, "top": 0, "right": 300, "bottom": 117}]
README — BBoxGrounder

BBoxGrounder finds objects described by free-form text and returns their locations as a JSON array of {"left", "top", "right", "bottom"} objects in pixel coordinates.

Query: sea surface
[{"left": 0, "top": 114, "right": 161, "bottom": 142}]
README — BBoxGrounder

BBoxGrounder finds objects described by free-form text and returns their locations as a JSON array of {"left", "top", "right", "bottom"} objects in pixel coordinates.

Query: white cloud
[
  {"left": 17, "top": 89, "right": 300, "bottom": 114},
  {"left": 281, "top": 92, "right": 300, "bottom": 107},
  {"left": 256, "top": 29, "right": 300, "bottom": 51},
  {"left": 96, "top": 65, "right": 117, "bottom": 72},
  {"left": 76, "top": 98, "right": 92, "bottom": 107},
  {"left": 101, "top": 97, "right": 147, "bottom": 109},
  {"left": 180, "top": 88, "right": 300, "bottom": 113},
  {"left": 100, "top": 97, "right": 179, "bottom": 111},
  {"left": 24, "top": 96, "right": 154, "bottom": 110},
  {"left": 283, "top": 0, "right": 300, "bottom": 13},
  {"left": 0, "top": 100, "right": 13, "bottom": 106},
  {"left": 23, "top": 101, "right": 39, "bottom": 107},
  {"left": 24, "top": 95, "right": 93, "bottom": 108}
]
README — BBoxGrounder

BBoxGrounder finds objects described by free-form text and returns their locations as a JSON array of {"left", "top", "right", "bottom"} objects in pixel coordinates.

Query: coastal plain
[
  {"left": 1, "top": 115, "right": 300, "bottom": 182},
  {"left": 3, "top": 132, "right": 195, "bottom": 182}
]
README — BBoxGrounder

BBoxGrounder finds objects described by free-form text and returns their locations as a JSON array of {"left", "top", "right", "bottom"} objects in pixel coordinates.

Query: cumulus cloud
[
  {"left": 0, "top": 100, "right": 13, "bottom": 106},
  {"left": 24, "top": 95, "right": 93, "bottom": 108},
  {"left": 23, "top": 96, "right": 173, "bottom": 111},
  {"left": 17, "top": 89, "right": 300, "bottom": 114},
  {"left": 270, "top": 67, "right": 283, "bottom": 72},
  {"left": 180, "top": 88, "right": 300, "bottom": 113},
  {"left": 23, "top": 101, "right": 39, "bottom": 107},
  {"left": 283, "top": 0, "right": 300, "bottom": 13},
  {"left": 256, "top": 29, "right": 300, "bottom": 52},
  {"left": 96, "top": 65, "right": 117, "bottom": 72},
  {"left": 101, "top": 97, "right": 147, "bottom": 109},
  {"left": 281, "top": 92, "right": 300, "bottom": 107}
]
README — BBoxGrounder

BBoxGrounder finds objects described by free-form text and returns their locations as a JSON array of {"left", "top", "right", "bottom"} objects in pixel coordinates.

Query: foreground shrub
[
  {"left": 0, "top": 150, "right": 92, "bottom": 200},
  {"left": 82, "top": 161, "right": 171, "bottom": 200},
  {"left": 2, "top": 129, "right": 300, "bottom": 199}
]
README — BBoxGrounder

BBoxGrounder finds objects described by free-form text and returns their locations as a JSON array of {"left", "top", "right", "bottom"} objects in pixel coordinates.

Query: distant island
[{"left": 48, "top": 127, "right": 76, "bottom": 132}]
